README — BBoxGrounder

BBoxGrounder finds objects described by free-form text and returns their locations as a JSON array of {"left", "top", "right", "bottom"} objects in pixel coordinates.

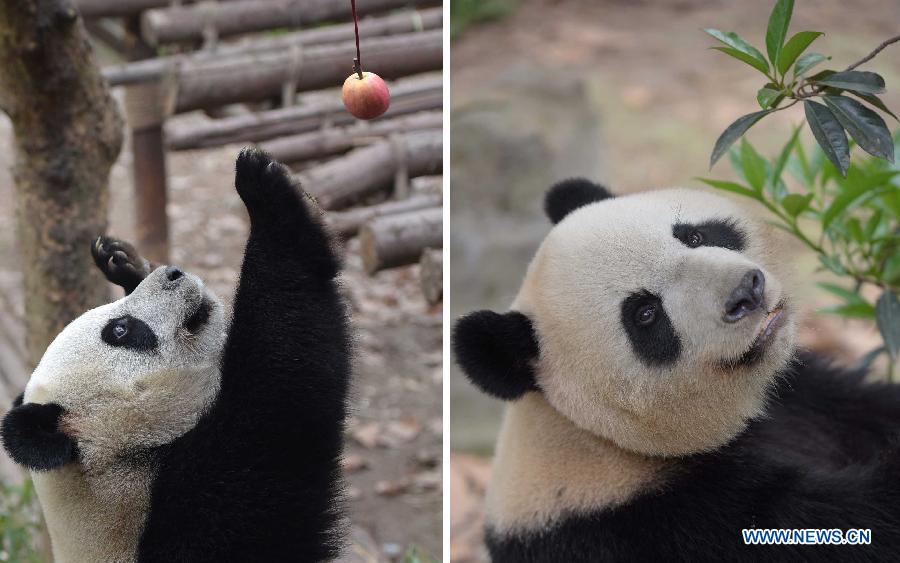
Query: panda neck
[
  {"left": 32, "top": 461, "right": 151, "bottom": 563},
  {"left": 485, "top": 392, "right": 670, "bottom": 534}
]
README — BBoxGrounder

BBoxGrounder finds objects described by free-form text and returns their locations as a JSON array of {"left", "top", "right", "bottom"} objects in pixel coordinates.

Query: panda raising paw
[{"left": 1, "top": 148, "right": 351, "bottom": 563}]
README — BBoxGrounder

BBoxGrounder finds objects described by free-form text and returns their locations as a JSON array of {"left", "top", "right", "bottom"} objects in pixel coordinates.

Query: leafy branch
[
  {"left": 704, "top": 0, "right": 897, "bottom": 176},
  {"left": 699, "top": 0, "right": 900, "bottom": 380}
]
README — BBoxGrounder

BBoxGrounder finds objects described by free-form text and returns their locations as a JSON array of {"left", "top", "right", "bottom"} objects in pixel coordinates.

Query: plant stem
[{"left": 844, "top": 34, "right": 900, "bottom": 72}]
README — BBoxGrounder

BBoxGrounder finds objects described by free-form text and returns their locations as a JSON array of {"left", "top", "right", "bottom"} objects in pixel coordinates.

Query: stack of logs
[{"left": 78, "top": 0, "right": 443, "bottom": 304}]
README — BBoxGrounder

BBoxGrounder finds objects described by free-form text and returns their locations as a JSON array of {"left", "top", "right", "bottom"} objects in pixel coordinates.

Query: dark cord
[{"left": 351, "top": 0, "right": 363, "bottom": 79}]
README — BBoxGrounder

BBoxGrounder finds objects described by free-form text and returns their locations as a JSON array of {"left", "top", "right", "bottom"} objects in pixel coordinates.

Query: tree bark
[
  {"left": 0, "top": 0, "right": 123, "bottom": 367},
  {"left": 103, "top": 8, "right": 442, "bottom": 86},
  {"left": 419, "top": 247, "right": 442, "bottom": 305},
  {"left": 326, "top": 193, "right": 441, "bottom": 238},
  {"left": 260, "top": 111, "right": 441, "bottom": 164},
  {"left": 171, "top": 30, "right": 442, "bottom": 113},
  {"left": 299, "top": 130, "right": 442, "bottom": 210},
  {"left": 165, "top": 75, "right": 441, "bottom": 150},
  {"left": 141, "top": 0, "right": 434, "bottom": 46},
  {"left": 358, "top": 208, "right": 442, "bottom": 274}
]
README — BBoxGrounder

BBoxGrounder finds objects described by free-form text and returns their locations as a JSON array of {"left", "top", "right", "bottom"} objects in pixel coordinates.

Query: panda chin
[
  {"left": 183, "top": 296, "right": 212, "bottom": 335},
  {"left": 721, "top": 301, "right": 786, "bottom": 370}
]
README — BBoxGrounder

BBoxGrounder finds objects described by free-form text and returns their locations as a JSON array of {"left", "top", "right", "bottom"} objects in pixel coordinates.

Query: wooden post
[
  {"left": 124, "top": 17, "right": 169, "bottom": 263},
  {"left": 419, "top": 248, "right": 442, "bottom": 305}
]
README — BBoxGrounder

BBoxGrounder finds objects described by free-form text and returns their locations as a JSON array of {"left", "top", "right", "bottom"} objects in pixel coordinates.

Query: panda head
[
  {"left": 454, "top": 179, "right": 797, "bottom": 457},
  {"left": 2, "top": 265, "right": 227, "bottom": 471}
]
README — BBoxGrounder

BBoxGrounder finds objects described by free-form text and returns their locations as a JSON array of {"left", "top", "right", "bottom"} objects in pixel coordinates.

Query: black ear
[
  {"left": 453, "top": 310, "right": 540, "bottom": 400},
  {"left": 1, "top": 403, "right": 78, "bottom": 471},
  {"left": 544, "top": 178, "right": 614, "bottom": 224}
]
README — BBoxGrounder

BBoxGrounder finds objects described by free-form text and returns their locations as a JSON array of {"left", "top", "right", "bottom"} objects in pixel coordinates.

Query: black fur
[
  {"left": 92, "top": 235, "right": 155, "bottom": 295},
  {"left": 486, "top": 351, "right": 900, "bottom": 562},
  {"left": 101, "top": 315, "right": 159, "bottom": 352},
  {"left": 620, "top": 290, "right": 682, "bottom": 366},
  {"left": 1, "top": 402, "right": 78, "bottom": 471},
  {"left": 673, "top": 219, "right": 746, "bottom": 252},
  {"left": 136, "top": 148, "right": 350, "bottom": 562},
  {"left": 453, "top": 311, "right": 540, "bottom": 400},
  {"left": 544, "top": 178, "right": 614, "bottom": 224}
]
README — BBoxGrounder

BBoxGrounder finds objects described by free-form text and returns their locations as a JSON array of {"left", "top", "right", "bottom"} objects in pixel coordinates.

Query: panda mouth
[
  {"left": 183, "top": 297, "right": 212, "bottom": 334},
  {"left": 722, "top": 301, "right": 785, "bottom": 369}
]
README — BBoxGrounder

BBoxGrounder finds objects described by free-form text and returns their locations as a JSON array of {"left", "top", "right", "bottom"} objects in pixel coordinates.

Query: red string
[{"left": 350, "top": 0, "right": 362, "bottom": 78}]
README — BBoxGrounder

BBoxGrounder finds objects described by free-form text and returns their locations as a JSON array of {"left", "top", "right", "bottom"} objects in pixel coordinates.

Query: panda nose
[
  {"left": 164, "top": 266, "right": 184, "bottom": 282},
  {"left": 723, "top": 269, "right": 765, "bottom": 323}
]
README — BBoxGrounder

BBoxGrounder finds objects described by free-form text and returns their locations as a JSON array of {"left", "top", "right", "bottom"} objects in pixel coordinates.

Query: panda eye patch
[
  {"left": 621, "top": 291, "right": 681, "bottom": 366},
  {"left": 673, "top": 219, "right": 745, "bottom": 251},
  {"left": 101, "top": 315, "right": 158, "bottom": 352}
]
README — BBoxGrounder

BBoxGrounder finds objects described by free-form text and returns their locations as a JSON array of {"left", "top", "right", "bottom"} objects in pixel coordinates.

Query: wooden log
[
  {"left": 76, "top": 0, "right": 182, "bottom": 19},
  {"left": 104, "top": 8, "right": 441, "bottom": 86},
  {"left": 172, "top": 30, "right": 441, "bottom": 112},
  {"left": 326, "top": 194, "right": 441, "bottom": 238},
  {"left": 300, "top": 130, "right": 442, "bottom": 211},
  {"left": 358, "top": 208, "right": 442, "bottom": 274},
  {"left": 260, "top": 111, "right": 441, "bottom": 164},
  {"left": 411, "top": 175, "right": 442, "bottom": 196},
  {"left": 141, "top": 0, "right": 433, "bottom": 46},
  {"left": 419, "top": 247, "right": 442, "bottom": 304},
  {"left": 166, "top": 75, "right": 440, "bottom": 150}
]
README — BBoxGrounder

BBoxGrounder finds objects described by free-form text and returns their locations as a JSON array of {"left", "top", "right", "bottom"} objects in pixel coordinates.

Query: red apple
[{"left": 342, "top": 71, "right": 390, "bottom": 120}]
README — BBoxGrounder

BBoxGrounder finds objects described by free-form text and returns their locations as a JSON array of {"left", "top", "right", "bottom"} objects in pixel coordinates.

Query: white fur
[{"left": 23, "top": 267, "right": 227, "bottom": 563}]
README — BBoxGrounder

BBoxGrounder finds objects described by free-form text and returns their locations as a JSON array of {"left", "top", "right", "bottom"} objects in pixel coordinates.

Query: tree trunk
[
  {"left": 358, "top": 208, "right": 442, "bottom": 274},
  {"left": 0, "top": 0, "right": 123, "bottom": 367}
]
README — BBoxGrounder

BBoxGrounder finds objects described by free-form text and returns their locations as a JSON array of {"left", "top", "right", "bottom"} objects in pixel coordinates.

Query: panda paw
[
  {"left": 234, "top": 147, "right": 307, "bottom": 224},
  {"left": 91, "top": 236, "right": 152, "bottom": 294}
]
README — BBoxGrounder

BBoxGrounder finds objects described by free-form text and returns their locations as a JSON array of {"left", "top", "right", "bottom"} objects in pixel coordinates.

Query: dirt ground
[
  {"left": 450, "top": 0, "right": 900, "bottom": 560},
  {"left": 0, "top": 118, "right": 442, "bottom": 560}
]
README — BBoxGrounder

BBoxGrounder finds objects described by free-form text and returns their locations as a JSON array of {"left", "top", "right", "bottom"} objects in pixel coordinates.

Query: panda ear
[
  {"left": 1, "top": 402, "right": 78, "bottom": 471},
  {"left": 453, "top": 310, "right": 540, "bottom": 400},
  {"left": 544, "top": 178, "right": 614, "bottom": 224}
]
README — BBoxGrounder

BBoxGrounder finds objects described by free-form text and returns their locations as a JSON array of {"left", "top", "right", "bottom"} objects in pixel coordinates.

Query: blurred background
[
  {"left": 0, "top": 1, "right": 442, "bottom": 561},
  {"left": 449, "top": 0, "right": 900, "bottom": 560}
]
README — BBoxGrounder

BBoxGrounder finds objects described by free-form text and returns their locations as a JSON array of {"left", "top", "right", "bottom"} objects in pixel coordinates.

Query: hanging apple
[{"left": 342, "top": 70, "right": 390, "bottom": 120}]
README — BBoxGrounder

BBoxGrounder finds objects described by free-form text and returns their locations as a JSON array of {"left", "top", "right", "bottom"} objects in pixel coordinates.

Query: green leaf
[
  {"left": 710, "top": 110, "right": 774, "bottom": 168},
  {"left": 876, "top": 290, "right": 900, "bottom": 360},
  {"left": 713, "top": 47, "right": 771, "bottom": 75},
  {"left": 740, "top": 138, "right": 767, "bottom": 191},
  {"left": 847, "top": 91, "right": 899, "bottom": 122},
  {"left": 777, "top": 31, "right": 822, "bottom": 75},
  {"left": 855, "top": 345, "right": 886, "bottom": 371},
  {"left": 696, "top": 178, "right": 761, "bottom": 200},
  {"left": 865, "top": 209, "right": 884, "bottom": 238},
  {"left": 765, "top": 0, "right": 794, "bottom": 68},
  {"left": 846, "top": 217, "right": 864, "bottom": 243},
  {"left": 804, "top": 100, "right": 850, "bottom": 176},
  {"left": 770, "top": 124, "right": 803, "bottom": 191},
  {"left": 813, "top": 71, "right": 886, "bottom": 95},
  {"left": 822, "top": 171, "right": 900, "bottom": 228},
  {"left": 817, "top": 282, "right": 867, "bottom": 304},
  {"left": 781, "top": 193, "right": 813, "bottom": 217},
  {"left": 756, "top": 86, "right": 783, "bottom": 109},
  {"left": 823, "top": 95, "right": 895, "bottom": 162},
  {"left": 818, "top": 254, "right": 846, "bottom": 275},
  {"left": 793, "top": 52, "right": 828, "bottom": 77},
  {"left": 820, "top": 302, "right": 878, "bottom": 319},
  {"left": 704, "top": 29, "right": 769, "bottom": 74}
]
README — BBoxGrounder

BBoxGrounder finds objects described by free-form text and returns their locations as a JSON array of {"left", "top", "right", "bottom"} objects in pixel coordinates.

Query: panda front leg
[
  {"left": 91, "top": 235, "right": 155, "bottom": 295},
  {"left": 221, "top": 147, "right": 350, "bottom": 412}
]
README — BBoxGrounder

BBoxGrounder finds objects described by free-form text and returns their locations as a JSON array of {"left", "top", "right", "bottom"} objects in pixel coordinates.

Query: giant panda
[
  {"left": 454, "top": 179, "right": 900, "bottom": 562},
  {"left": 0, "top": 148, "right": 351, "bottom": 562}
]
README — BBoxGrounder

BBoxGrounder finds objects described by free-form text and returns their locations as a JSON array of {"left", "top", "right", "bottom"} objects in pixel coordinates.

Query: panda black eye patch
[
  {"left": 621, "top": 290, "right": 681, "bottom": 366},
  {"left": 672, "top": 219, "right": 745, "bottom": 251},
  {"left": 101, "top": 315, "right": 158, "bottom": 352}
]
